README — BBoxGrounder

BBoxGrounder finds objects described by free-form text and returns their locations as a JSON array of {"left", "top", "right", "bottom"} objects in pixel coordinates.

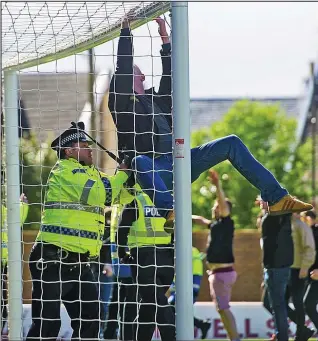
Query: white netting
[
  {"left": 2, "top": 1, "right": 169, "bottom": 70},
  {"left": 1, "top": 1, "right": 177, "bottom": 340}
]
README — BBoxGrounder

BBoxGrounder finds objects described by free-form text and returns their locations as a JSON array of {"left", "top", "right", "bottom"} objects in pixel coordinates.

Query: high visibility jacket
[
  {"left": 128, "top": 191, "right": 171, "bottom": 248},
  {"left": 37, "top": 158, "right": 128, "bottom": 257},
  {"left": 192, "top": 247, "right": 204, "bottom": 277},
  {"left": 1, "top": 202, "right": 29, "bottom": 265},
  {"left": 110, "top": 184, "right": 140, "bottom": 277},
  {"left": 170, "top": 247, "right": 204, "bottom": 295}
]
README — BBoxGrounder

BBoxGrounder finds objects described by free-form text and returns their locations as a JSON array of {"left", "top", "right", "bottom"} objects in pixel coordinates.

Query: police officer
[
  {"left": 26, "top": 122, "right": 131, "bottom": 341},
  {"left": 118, "top": 189, "right": 175, "bottom": 341},
  {"left": 104, "top": 188, "right": 139, "bottom": 341},
  {"left": 1, "top": 194, "right": 28, "bottom": 334}
]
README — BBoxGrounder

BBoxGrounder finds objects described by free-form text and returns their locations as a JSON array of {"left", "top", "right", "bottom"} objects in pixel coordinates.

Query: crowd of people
[{"left": 1, "top": 15, "right": 316, "bottom": 341}]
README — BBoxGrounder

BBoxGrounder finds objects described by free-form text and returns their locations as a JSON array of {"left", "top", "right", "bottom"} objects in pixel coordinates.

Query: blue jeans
[
  {"left": 264, "top": 267, "right": 290, "bottom": 341},
  {"left": 132, "top": 134, "right": 288, "bottom": 217},
  {"left": 99, "top": 274, "right": 113, "bottom": 320}
]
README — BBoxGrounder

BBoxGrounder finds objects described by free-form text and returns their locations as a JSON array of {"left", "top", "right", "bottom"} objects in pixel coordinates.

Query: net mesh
[
  {"left": 1, "top": 1, "right": 176, "bottom": 340},
  {"left": 2, "top": 1, "right": 170, "bottom": 70}
]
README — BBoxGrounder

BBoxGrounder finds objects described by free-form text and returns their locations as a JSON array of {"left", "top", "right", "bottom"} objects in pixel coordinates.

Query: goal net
[{"left": 0, "top": 1, "right": 191, "bottom": 340}]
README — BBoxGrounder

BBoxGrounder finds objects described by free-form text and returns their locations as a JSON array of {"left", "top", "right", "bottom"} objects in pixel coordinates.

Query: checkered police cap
[{"left": 51, "top": 121, "right": 92, "bottom": 151}]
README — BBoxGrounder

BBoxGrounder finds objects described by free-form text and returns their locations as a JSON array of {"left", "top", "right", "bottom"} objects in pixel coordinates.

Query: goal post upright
[
  {"left": 171, "top": 2, "right": 194, "bottom": 340},
  {"left": 3, "top": 70, "right": 23, "bottom": 340}
]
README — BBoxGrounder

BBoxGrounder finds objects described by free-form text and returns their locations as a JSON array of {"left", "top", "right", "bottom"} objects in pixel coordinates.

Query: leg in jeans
[
  {"left": 132, "top": 135, "right": 288, "bottom": 216},
  {"left": 263, "top": 286, "right": 273, "bottom": 315},
  {"left": 132, "top": 155, "right": 173, "bottom": 217},
  {"left": 263, "top": 286, "right": 290, "bottom": 339},
  {"left": 104, "top": 281, "right": 120, "bottom": 339},
  {"left": 266, "top": 270, "right": 311, "bottom": 338},
  {"left": 99, "top": 273, "right": 114, "bottom": 334},
  {"left": 190, "top": 135, "right": 288, "bottom": 204},
  {"left": 264, "top": 267, "right": 290, "bottom": 341},
  {"left": 304, "top": 281, "right": 318, "bottom": 331}
]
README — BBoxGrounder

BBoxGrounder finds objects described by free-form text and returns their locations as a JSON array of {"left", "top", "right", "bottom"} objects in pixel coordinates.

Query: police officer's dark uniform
[
  {"left": 118, "top": 189, "right": 176, "bottom": 341},
  {"left": 104, "top": 191, "right": 138, "bottom": 341},
  {"left": 26, "top": 122, "right": 130, "bottom": 341}
]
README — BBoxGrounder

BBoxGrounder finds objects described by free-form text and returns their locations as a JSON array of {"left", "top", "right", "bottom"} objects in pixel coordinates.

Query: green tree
[
  {"left": 20, "top": 133, "right": 57, "bottom": 230},
  {"left": 191, "top": 100, "right": 312, "bottom": 229}
]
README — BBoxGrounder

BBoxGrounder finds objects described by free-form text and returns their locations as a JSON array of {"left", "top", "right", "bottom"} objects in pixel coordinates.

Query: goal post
[
  {"left": 1, "top": 1, "right": 193, "bottom": 340},
  {"left": 3, "top": 70, "right": 23, "bottom": 340},
  {"left": 171, "top": 2, "right": 194, "bottom": 340}
]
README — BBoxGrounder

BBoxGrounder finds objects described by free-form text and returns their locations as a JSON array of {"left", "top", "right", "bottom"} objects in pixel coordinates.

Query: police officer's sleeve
[
  {"left": 117, "top": 200, "right": 138, "bottom": 259},
  {"left": 20, "top": 202, "right": 29, "bottom": 225},
  {"left": 118, "top": 183, "right": 142, "bottom": 206},
  {"left": 1, "top": 202, "right": 28, "bottom": 227},
  {"left": 101, "top": 170, "right": 129, "bottom": 206}
]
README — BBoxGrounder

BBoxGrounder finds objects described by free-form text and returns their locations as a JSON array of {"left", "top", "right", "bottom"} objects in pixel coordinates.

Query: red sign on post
[{"left": 175, "top": 138, "right": 184, "bottom": 158}]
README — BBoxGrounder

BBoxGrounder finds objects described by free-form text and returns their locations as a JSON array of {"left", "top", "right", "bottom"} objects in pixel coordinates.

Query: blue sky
[{"left": 23, "top": 2, "right": 318, "bottom": 98}]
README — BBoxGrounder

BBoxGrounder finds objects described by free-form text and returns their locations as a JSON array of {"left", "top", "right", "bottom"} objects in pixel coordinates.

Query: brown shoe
[
  {"left": 269, "top": 195, "right": 313, "bottom": 215},
  {"left": 164, "top": 210, "right": 175, "bottom": 234}
]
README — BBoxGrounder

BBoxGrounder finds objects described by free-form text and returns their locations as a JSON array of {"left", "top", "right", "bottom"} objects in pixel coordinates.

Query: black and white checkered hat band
[{"left": 60, "top": 132, "right": 86, "bottom": 147}]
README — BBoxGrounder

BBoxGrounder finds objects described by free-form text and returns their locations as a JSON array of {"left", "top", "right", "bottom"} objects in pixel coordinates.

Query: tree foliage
[{"left": 191, "top": 100, "right": 312, "bottom": 229}]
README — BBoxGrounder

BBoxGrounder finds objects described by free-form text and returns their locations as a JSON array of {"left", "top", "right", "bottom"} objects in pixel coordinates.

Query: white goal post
[{"left": 1, "top": 1, "right": 192, "bottom": 340}]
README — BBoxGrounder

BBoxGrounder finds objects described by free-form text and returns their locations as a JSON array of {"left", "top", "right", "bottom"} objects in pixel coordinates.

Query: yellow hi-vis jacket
[
  {"left": 37, "top": 158, "right": 129, "bottom": 257},
  {"left": 1, "top": 202, "right": 29, "bottom": 265},
  {"left": 128, "top": 191, "right": 171, "bottom": 249},
  {"left": 110, "top": 185, "right": 140, "bottom": 277},
  {"left": 192, "top": 247, "right": 204, "bottom": 276}
]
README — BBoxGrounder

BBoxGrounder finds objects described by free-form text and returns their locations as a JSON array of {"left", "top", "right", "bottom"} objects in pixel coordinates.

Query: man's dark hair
[
  {"left": 58, "top": 149, "right": 67, "bottom": 159},
  {"left": 305, "top": 210, "right": 317, "bottom": 220},
  {"left": 57, "top": 142, "right": 75, "bottom": 159}
]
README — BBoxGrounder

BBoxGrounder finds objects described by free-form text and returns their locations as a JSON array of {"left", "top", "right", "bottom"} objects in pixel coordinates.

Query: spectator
[
  {"left": 303, "top": 210, "right": 318, "bottom": 332},
  {"left": 263, "top": 213, "right": 315, "bottom": 341},
  {"left": 260, "top": 201, "right": 294, "bottom": 341}
]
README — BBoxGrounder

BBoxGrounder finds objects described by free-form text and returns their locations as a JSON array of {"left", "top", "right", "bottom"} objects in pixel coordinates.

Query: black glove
[
  {"left": 118, "top": 246, "right": 127, "bottom": 260},
  {"left": 122, "top": 154, "right": 132, "bottom": 168},
  {"left": 120, "top": 253, "right": 134, "bottom": 265},
  {"left": 125, "top": 172, "right": 136, "bottom": 189}
]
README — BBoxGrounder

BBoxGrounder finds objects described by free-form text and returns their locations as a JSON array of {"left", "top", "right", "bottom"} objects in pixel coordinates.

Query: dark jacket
[
  {"left": 309, "top": 223, "right": 318, "bottom": 275},
  {"left": 261, "top": 213, "right": 294, "bottom": 269},
  {"left": 108, "top": 27, "right": 172, "bottom": 160}
]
